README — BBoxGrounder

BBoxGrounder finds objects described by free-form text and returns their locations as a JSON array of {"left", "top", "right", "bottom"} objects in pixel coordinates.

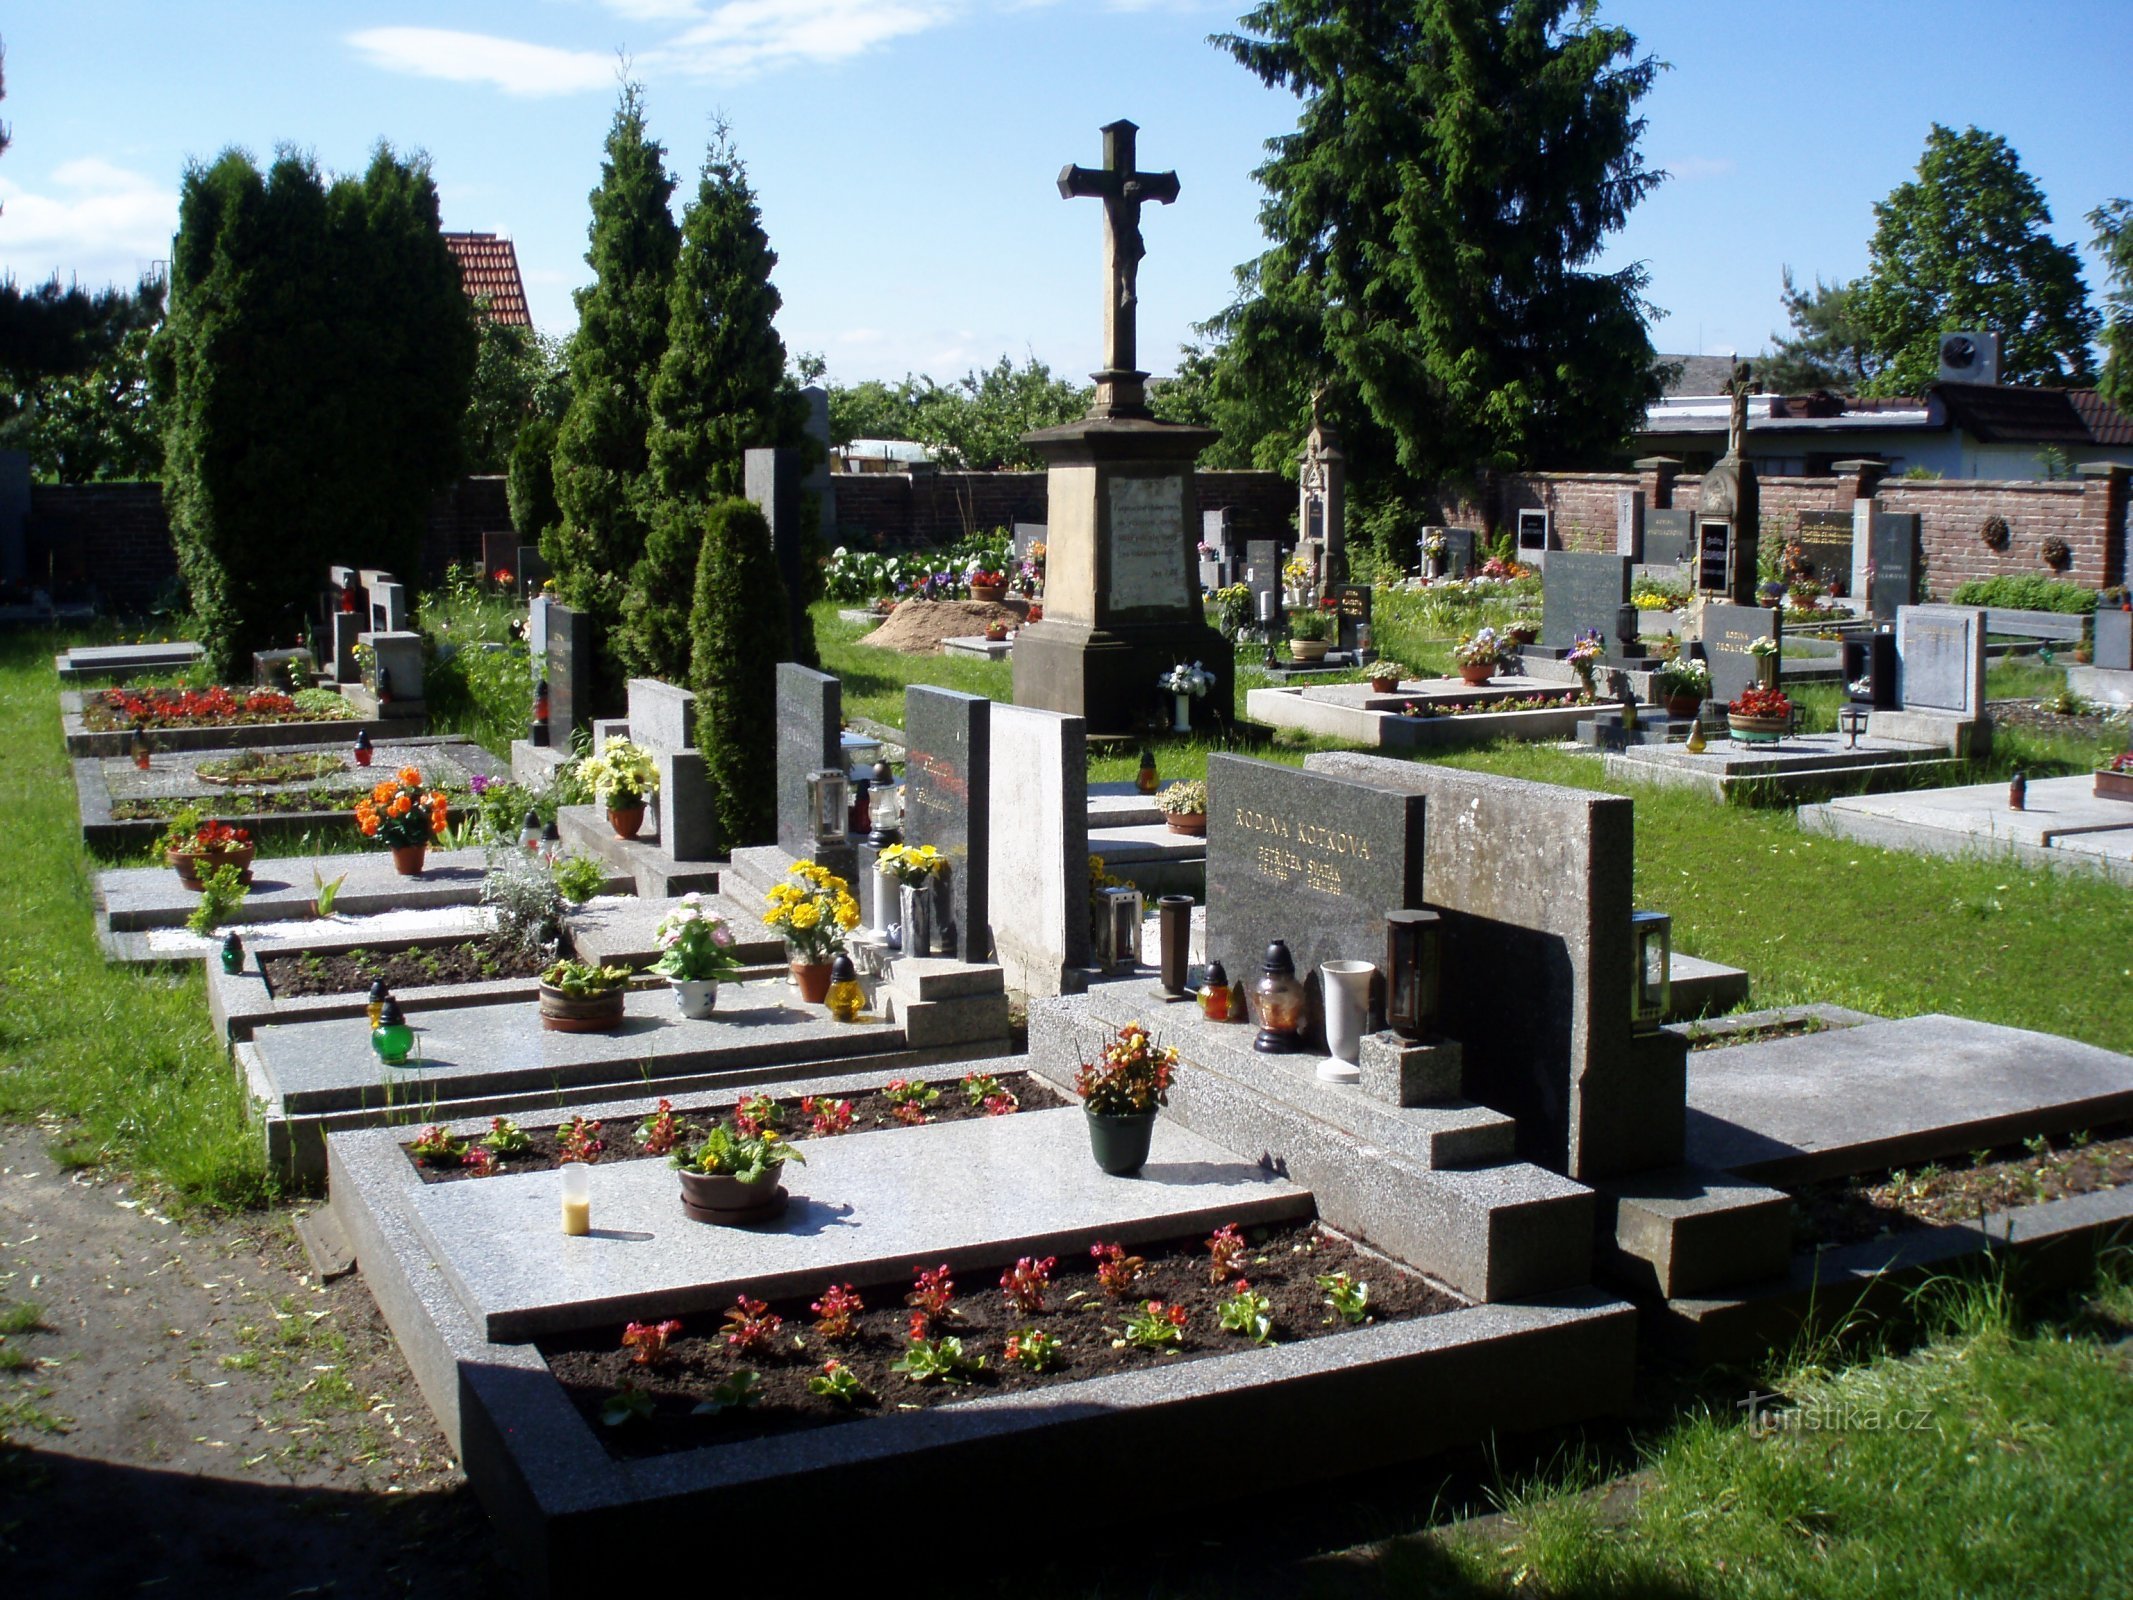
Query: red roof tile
[
  {"left": 2070, "top": 389, "right": 2133, "bottom": 448},
  {"left": 442, "top": 233, "right": 532, "bottom": 327}
]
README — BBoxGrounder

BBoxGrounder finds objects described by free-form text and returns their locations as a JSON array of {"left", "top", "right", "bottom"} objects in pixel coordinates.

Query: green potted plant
[
  {"left": 763, "top": 861, "right": 859, "bottom": 1001},
  {"left": 161, "top": 807, "right": 255, "bottom": 891},
  {"left": 1287, "top": 608, "right": 1333, "bottom": 663},
  {"left": 1368, "top": 662, "right": 1410, "bottom": 694},
  {"left": 1075, "top": 1021, "right": 1177, "bottom": 1176},
  {"left": 967, "top": 567, "right": 1008, "bottom": 604},
  {"left": 354, "top": 765, "right": 449, "bottom": 875},
  {"left": 648, "top": 892, "right": 743, "bottom": 1019},
  {"left": 1153, "top": 779, "right": 1207, "bottom": 837},
  {"left": 539, "top": 958, "right": 632, "bottom": 1032},
  {"left": 1452, "top": 627, "right": 1503, "bottom": 686},
  {"left": 1655, "top": 656, "right": 1710, "bottom": 719},
  {"left": 673, "top": 1116, "right": 806, "bottom": 1224},
  {"left": 579, "top": 738, "right": 661, "bottom": 839}
]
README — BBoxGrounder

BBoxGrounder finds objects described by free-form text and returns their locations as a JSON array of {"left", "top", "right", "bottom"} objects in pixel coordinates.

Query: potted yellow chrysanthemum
[{"left": 763, "top": 861, "right": 861, "bottom": 1002}]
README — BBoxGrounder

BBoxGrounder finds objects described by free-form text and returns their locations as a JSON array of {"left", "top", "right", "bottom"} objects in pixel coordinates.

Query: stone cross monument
[
  {"left": 1057, "top": 119, "right": 1179, "bottom": 419},
  {"left": 1014, "top": 120, "right": 1230, "bottom": 737},
  {"left": 1298, "top": 388, "right": 1347, "bottom": 583},
  {"left": 1696, "top": 359, "right": 1761, "bottom": 605}
]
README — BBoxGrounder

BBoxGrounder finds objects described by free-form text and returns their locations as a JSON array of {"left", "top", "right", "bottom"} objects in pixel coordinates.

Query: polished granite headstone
[
  {"left": 1204, "top": 753, "right": 1425, "bottom": 1050},
  {"left": 1330, "top": 583, "right": 1372, "bottom": 653},
  {"left": 1540, "top": 553, "right": 1631, "bottom": 650},
  {"left": 746, "top": 447, "right": 813, "bottom": 664},
  {"left": 1700, "top": 603, "right": 1780, "bottom": 711},
  {"left": 775, "top": 663, "right": 842, "bottom": 860},
  {"left": 545, "top": 602, "right": 596, "bottom": 750},
  {"left": 1642, "top": 508, "right": 1693, "bottom": 569},
  {"left": 1868, "top": 512, "right": 1920, "bottom": 621},
  {"left": 1894, "top": 605, "right": 1984, "bottom": 716},
  {"left": 903, "top": 685, "right": 991, "bottom": 960},
  {"left": 1442, "top": 527, "right": 1477, "bottom": 579}
]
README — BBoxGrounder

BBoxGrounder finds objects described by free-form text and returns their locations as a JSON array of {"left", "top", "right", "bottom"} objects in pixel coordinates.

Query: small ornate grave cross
[{"left": 1058, "top": 119, "right": 1179, "bottom": 415}]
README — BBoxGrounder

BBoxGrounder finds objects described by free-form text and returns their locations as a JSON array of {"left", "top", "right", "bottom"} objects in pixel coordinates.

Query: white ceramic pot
[
  {"left": 671, "top": 977, "right": 719, "bottom": 1020},
  {"left": 1172, "top": 692, "right": 1193, "bottom": 734},
  {"left": 1318, "top": 960, "right": 1375, "bottom": 1082}
]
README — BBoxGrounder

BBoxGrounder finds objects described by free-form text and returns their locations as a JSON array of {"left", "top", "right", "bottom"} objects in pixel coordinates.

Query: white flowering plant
[
  {"left": 649, "top": 892, "right": 743, "bottom": 982},
  {"left": 1159, "top": 661, "right": 1216, "bottom": 697}
]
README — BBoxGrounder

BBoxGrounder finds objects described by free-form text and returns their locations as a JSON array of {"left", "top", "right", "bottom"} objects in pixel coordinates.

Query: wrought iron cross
[{"left": 1058, "top": 120, "right": 1179, "bottom": 407}]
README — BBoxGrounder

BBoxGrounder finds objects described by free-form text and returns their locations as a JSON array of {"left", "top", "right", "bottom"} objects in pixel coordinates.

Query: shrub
[
  {"left": 1947, "top": 575, "right": 2099, "bottom": 614},
  {"left": 689, "top": 496, "right": 787, "bottom": 846},
  {"left": 617, "top": 497, "right": 703, "bottom": 683}
]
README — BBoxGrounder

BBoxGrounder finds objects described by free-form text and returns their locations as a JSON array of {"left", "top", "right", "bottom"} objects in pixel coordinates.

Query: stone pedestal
[
  {"left": 1358, "top": 1033, "right": 1464, "bottom": 1108},
  {"left": 1013, "top": 416, "right": 1231, "bottom": 737}
]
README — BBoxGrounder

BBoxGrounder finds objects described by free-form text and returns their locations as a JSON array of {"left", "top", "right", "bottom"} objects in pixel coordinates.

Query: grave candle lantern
[
  {"left": 1630, "top": 910, "right": 1671, "bottom": 1032},
  {"left": 130, "top": 725, "right": 152, "bottom": 770},
  {"left": 531, "top": 678, "right": 550, "bottom": 747},
  {"left": 1384, "top": 909, "right": 1443, "bottom": 1041},
  {"left": 518, "top": 809, "right": 543, "bottom": 852},
  {"left": 849, "top": 777, "right": 871, "bottom": 837},
  {"left": 824, "top": 954, "right": 865, "bottom": 1023},
  {"left": 1097, "top": 887, "right": 1144, "bottom": 971},
  {"left": 370, "top": 998, "right": 415, "bottom": 1066},
  {"left": 868, "top": 761, "right": 903, "bottom": 847},
  {"left": 540, "top": 820, "right": 562, "bottom": 865},
  {"left": 1259, "top": 588, "right": 1280, "bottom": 670},
  {"left": 1198, "top": 958, "right": 1232, "bottom": 1021},
  {"left": 353, "top": 729, "right": 373, "bottom": 768},
  {"left": 366, "top": 979, "right": 390, "bottom": 1028},
  {"left": 807, "top": 768, "right": 849, "bottom": 847},
  {"left": 1252, "top": 940, "right": 1306, "bottom": 1054},
  {"left": 219, "top": 930, "right": 246, "bottom": 976},
  {"left": 1157, "top": 895, "right": 1193, "bottom": 997},
  {"left": 559, "top": 1162, "right": 591, "bottom": 1237},
  {"left": 1838, "top": 703, "right": 1867, "bottom": 749},
  {"left": 1136, "top": 748, "right": 1159, "bottom": 795}
]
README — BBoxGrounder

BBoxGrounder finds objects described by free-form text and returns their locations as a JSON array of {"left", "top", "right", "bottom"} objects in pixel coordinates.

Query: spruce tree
[
  {"left": 1208, "top": 0, "right": 1663, "bottom": 482},
  {"left": 545, "top": 82, "right": 679, "bottom": 645},
  {"left": 688, "top": 496, "right": 788, "bottom": 847}
]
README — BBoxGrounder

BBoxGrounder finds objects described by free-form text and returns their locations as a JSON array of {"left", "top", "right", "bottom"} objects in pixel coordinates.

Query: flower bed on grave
[
  {"left": 259, "top": 938, "right": 551, "bottom": 998},
  {"left": 1397, "top": 688, "right": 1595, "bottom": 719},
  {"left": 110, "top": 782, "right": 470, "bottom": 822},
  {"left": 542, "top": 1215, "right": 1460, "bottom": 1456},
  {"left": 84, "top": 685, "right": 355, "bottom": 732},
  {"left": 399, "top": 1072, "right": 1069, "bottom": 1184},
  {"left": 195, "top": 750, "right": 348, "bottom": 786},
  {"left": 1789, "top": 1121, "right": 2133, "bottom": 1249}
]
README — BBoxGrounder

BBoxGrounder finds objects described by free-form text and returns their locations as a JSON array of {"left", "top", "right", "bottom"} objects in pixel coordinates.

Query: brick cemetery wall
[{"left": 830, "top": 469, "right": 1293, "bottom": 554}]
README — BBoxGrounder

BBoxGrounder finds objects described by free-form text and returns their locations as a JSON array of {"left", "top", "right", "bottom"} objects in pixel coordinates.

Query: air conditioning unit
[{"left": 1937, "top": 331, "right": 2001, "bottom": 386}]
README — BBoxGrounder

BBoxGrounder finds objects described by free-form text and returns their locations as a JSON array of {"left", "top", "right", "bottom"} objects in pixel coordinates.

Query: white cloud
[
  {"left": 652, "top": 0, "right": 958, "bottom": 78},
  {"left": 0, "top": 157, "right": 175, "bottom": 288},
  {"left": 345, "top": 28, "right": 617, "bottom": 97},
  {"left": 1664, "top": 156, "right": 1737, "bottom": 183}
]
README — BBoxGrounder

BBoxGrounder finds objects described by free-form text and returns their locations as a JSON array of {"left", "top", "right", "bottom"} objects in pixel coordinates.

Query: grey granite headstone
[
  {"left": 327, "top": 611, "right": 363, "bottom": 684},
  {"left": 362, "top": 631, "right": 424, "bottom": 704},
  {"left": 1198, "top": 555, "right": 1227, "bottom": 593},
  {"left": 746, "top": 447, "right": 808, "bottom": 663},
  {"left": 1329, "top": 584, "right": 1371, "bottom": 653},
  {"left": 626, "top": 677, "right": 697, "bottom": 752},
  {"left": 1700, "top": 603, "right": 1780, "bottom": 710},
  {"left": 1204, "top": 754, "right": 1426, "bottom": 1052},
  {"left": 627, "top": 678, "right": 716, "bottom": 859},
  {"left": 1868, "top": 512, "right": 1920, "bottom": 621},
  {"left": 800, "top": 383, "right": 836, "bottom": 545},
  {"left": 776, "top": 663, "right": 841, "bottom": 860},
  {"left": 2097, "top": 603, "right": 2133, "bottom": 674},
  {"left": 1443, "top": 527, "right": 1477, "bottom": 579},
  {"left": 545, "top": 603, "right": 596, "bottom": 751},
  {"left": 1643, "top": 509, "right": 1693, "bottom": 569},
  {"left": 328, "top": 564, "right": 358, "bottom": 595},
  {"left": 1014, "top": 522, "right": 1049, "bottom": 560},
  {"left": 985, "top": 704, "right": 1087, "bottom": 997},
  {"left": 1200, "top": 508, "right": 1235, "bottom": 560},
  {"left": 1614, "top": 490, "right": 1642, "bottom": 559},
  {"left": 1895, "top": 605, "right": 1984, "bottom": 716},
  {"left": 368, "top": 579, "right": 409, "bottom": 636},
  {"left": 1540, "top": 552, "right": 1631, "bottom": 650},
  {"left": 903, "top": 686, "right": 992, "bottom": 961},
  {"left": 1245, "top": 539, "right": 1284, "bottom": 606}
]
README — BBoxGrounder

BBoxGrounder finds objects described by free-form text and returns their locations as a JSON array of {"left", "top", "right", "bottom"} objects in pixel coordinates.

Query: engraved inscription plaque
[{"left": 1108, "top": 475, "right": 1190, "bottom": 615}]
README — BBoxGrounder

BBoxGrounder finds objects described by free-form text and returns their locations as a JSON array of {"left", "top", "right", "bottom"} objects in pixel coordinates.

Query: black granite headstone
[
  {"left": 1443, "top": 527, "right": 1477, "bottom": 579},
  {"left": 775, "top": 663, "right": 842, "bottom": 861},
  {"left": 1701, "top": 603, "right": 1780, "bottom": 709},
  {"left": 1643, "top": 509, "right": 1693, "bottom": 568},
  {"left": 746, "top": 447, "right": 810, "bottom": 662},
  {"left": 902, "top": 686, "right": 992, "bottom": 961},
  {"left": 545, "top": 602, "right": 596, "bottom": 751},
  {"left": 1695, "top": 519, "right": 1732, "bottom": 594},
  {"left": 1796, "top": 510, "right": 1852, "bottom": 588},
  {"left": 514, "top": 544, "right": 553, "bottom": 600},
  {"left": 1540, "top": 553, "right": 1631, "bottom": 649},
  {"left": 1868, "top": 513, "right": 1920, "bottom": 622},
  {"left": 1205, "top": 754, "right": 1426, "bottom": 1051},
  {"left": 1330, "top": 584, "right": 1372, "bottom": 653},
  {"left": 1841, "top": 632, "right": 1900, "bottom": 708},
  {"left": 2096, "top": 602, "right": 2133, "bottom": 674},
  {"left": 1516, "top": 508, "right": 1550, "bottom": 555}
]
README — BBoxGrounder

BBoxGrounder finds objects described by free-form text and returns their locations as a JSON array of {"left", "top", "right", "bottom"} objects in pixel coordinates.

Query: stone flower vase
[
  {"left": 389, "top": 843, "right": 426, "bottom": 877},
  {"left": 1084, "top": 1109, "right": 1158, "bottom": 1177},
  {"left": 898, "top": 874, "right": 950, "bottom": 958},
  {"left": 1289, "top": 639, "right": 1330, "bottom": 663},
  {"left": 670, "top": 978, "right": 719, "bottom": 1020}
]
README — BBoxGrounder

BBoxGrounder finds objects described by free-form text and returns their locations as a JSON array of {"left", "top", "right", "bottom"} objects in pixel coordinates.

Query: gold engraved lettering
[{"left": 1305, "top": 860, "right": 1343, "bottom": 895}]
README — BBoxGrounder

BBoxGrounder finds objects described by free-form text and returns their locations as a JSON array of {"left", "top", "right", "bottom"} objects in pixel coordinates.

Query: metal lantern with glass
[
  {"left": 1384, "top": 909, "right": 1443, "bottom": 1041},
  {"left": 1630, "top": 910, "right": 1671, "bottom": 1032},
  {"left": 807, "top": 768, "right": 849, "bottom": 849}
]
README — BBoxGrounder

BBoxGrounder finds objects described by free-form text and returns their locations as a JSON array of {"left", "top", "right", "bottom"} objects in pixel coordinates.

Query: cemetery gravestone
[
  {"left": 902, "top": 687, "right": 992, "bottom": 961},
  {"left": 1695, "top": 520, "right": 1732, "bottom": 595},
  {"left": 1245, "top": 539, "right": 1284, "bottom": 608},
  {"left": 1013, "top": 522, "right": 1049, "bottom": 561},
  {"left": 985, "top": 704, "right": 1088, "bottom": 996},
  {"left": 2096, "top": 603, "right": 2133, "bottom": 674},
  {"left": 1895, "top": 605, "right": 1984, "bottom": 716},
  {"left": 1540, "top": 552, "right": 1631, "bottom": 650},
  {"left": 1204, "top": 754, "right": 1426, "bottom": 1053},
  {"left": 514, "top": 544, "right": 552, "bottom": 600},
  {"left": 800, "top": 383, "right": 836, "bottom": 546},
  {"left": 1329, "top": 584, "right": 1371, "bottom": 654},
  {"left": 369, "top": 580, "right": 410, "bottom": 636},
  {"left": 1443, "top": 527, "right": 1477, "bottom": 580},
  {"left": 1516, "top": 509, "right": 1550, "bottom": 565},
  {"left": 1614, "top": 489, "right": 1642, "bottom": 559},
  {"left": 746, "top": 448, "right": 810, "bottom": 663},
  {"left": 627, "top": 679, "right": 716, "bottom": 860},
  {"left": 480, "top": 531, "right": 516, "bottom": 583},
  {"left": 546, "top": 603, "right": 596, "bottom": 750},
  {"left": 775, "top": 664, "right": 843, "bottom": 862},
  {"left": 1868, "top": 513, "right": 1921, "bottom": 621},
  {"left": 1700, "top": 603, "right": 1780, "bottom": 710},
  {"left": 328, "top": 611, "right": 363, "bottom": 683},
  {"left": 1796, "top": 510, "right": 1853, "bottom": 590},
  {"left": 1642, "top": 509, "right": 1693, "bottom": 569},
  {"left": 364, "top": 633, "right": 425, "bottom": 712}
]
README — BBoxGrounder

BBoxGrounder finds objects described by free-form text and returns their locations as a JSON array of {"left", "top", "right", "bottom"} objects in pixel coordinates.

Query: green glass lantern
[
  {"left": 219, "top": 931, "right": 245, "bottom": 976},
  {"left": 371, "top": 998, "right": 416, "bottom": 1066}
]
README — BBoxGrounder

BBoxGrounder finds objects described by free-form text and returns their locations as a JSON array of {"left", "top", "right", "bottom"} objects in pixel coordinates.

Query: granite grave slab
[
  {"left": 902, "top": 686, "right": 990, "bottom": 960},
  {"left": 1540, "top": 552, "right": 1630, "bottom": 650}
]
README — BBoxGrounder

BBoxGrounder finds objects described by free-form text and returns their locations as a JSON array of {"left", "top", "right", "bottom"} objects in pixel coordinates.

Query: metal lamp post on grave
[{"left": 1013, "top": 120, "right": 1232, "bottom": 738}]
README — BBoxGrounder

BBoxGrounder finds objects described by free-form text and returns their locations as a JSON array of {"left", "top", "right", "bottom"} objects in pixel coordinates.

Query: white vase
[
  {"left": 871, "top": 863, "right": 898, "bottom": 936},
  {"left": 1318, "top": 960, "right": 1374, "bottom": 1082},
  {"left": 671, "top": 978, "right": 719, "bottom": 1019},
  {"left": 1172, "top": 692, "right": 1193, "bottom": 735}
]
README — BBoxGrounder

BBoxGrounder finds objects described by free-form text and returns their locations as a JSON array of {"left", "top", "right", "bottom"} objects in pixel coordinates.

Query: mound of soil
[
  {"left": 260, "top": 936, "right": 547, "bottom": 998},
  {"left": 857, "top": 597, "right": 1029, "bottom": 655}
]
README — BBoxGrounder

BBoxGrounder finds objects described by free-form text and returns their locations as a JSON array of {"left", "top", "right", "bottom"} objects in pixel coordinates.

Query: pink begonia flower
[{"left": 712, "top": 925, "right": 735, "bottom": 946}]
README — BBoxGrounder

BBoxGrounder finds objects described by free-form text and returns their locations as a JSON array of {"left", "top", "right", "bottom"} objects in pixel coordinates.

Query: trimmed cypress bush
[
  {"left": 618, "top": 498, "right": 701, "bottom": 682},
  {"left": 689, "top": 497, "right": 789, "bottom": 846}
]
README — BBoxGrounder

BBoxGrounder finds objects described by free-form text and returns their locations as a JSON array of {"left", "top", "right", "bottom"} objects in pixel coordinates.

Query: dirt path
[{"left": 0, "top": 1122, "right": 507, "bottom": 1598}]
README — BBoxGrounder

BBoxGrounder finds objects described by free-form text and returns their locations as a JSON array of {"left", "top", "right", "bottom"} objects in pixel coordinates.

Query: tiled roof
[
  {"left": 2070, "top": 388, "right": 2133, "bottom": 447},
  {"left": 442, "top": 233, "right": 532, "bottom": 327},
  {"left": 1931, "top": 382, "right": 2092, "bottom": 445}
]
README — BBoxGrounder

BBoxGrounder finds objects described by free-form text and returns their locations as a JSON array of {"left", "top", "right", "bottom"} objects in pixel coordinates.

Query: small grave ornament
[
  {"left": 354, "top": 729, "right": 373, "bottom": 768},
  {"left": 1384, "top": 910, "right": 1442, "bottom": 1042},
  {"left": 518, "top": 809, "right": 543, "bottom": 852},
  {"left": 366, "top": 979, "right": 390, "bottom": 1027},
  {"left": 1252, "top": 940, "right": 1307, "bottom": 1054},
  {"left": 807, "top": 768, "right": 849, "bottom": 847},
  {"left": 371, "top": 998, "right": 415, "bottom": 1066},
  {"left": 1198, "top": 958, "right": 1233, "bottom": 1021},
  {"left": 1630, "top": 911, "right": 1671, "bottom": 1033},
  {"left": 219, "top": 931, "right": 245, "bottom": 976}
]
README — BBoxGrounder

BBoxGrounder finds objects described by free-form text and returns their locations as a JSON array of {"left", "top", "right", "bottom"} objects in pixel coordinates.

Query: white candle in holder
[{"left": 560, "top": 1161, "right": 591, "bottom": 1236}]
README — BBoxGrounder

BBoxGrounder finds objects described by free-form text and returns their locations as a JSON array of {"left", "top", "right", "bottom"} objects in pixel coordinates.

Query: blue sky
[{"left": 4, "top": 1, "right": 2129, "bottom": 390}]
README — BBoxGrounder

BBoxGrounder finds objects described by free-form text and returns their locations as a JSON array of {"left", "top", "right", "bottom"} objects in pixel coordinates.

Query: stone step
[
  {"left": 567, "top": 891, "right": 784, "bottom": 969},
  {"left": 556, "top": 805, "right": 721, "bottom": 897},
  {"left": 1593, "top": 1164, "right": 1793, "bottom": 1298},
  {"left": 1667, "top": 953, "right": 1749, "bottom": 1021}
]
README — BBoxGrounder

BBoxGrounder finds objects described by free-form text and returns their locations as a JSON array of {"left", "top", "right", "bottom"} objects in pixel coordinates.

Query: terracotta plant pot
[
  {"left": 1369, "top": 676, "right": 1400, "bottom": 694},
  {"left": 969, "top": 583, "right": 1006, "bottom": 604},
  {"left": 168, "top": 842, "right": 255, "bottom": 891},
  {"left": 389, "top": 843, "right": 427, "bottom": 876},
  {"left": 677, "top": 1169, "right": 789, "bottom": 1226},
  {"left": 1084, "top": 1109, "right": 1158, "bottom": 1176},
  {"left": 2095, "top": 768, "right": 2133, "bottom": 803},
  {"left": 1507, "top": 625, "right": 1537, "bottom": 645},
  {"left": 608, "top": 802, "right": 646, "bottom": 840},
  {"left": 1727, "top": 712, "right": 1790, "bottom": 744},
  {"left": 984, "top": 625, "right": 1009, "bottom": 642},
  {"left": 1164, "top": 812, "right": 1207, "bottom": 837},
  {"left": 790, "top": 959, "right": 834, "bottom": 1004},
  {"left": 1664, "top": 693, "right": 1704, "bottom": 720},
  {"left": 1289, "top": 639, "right": 1329, "bottom": 663},
  {"left": 540, "top": 982, "right": 627, "bottom": 1033},
  {"left": 1458, "top": 662, "right": 1494, "bottom": 686}
]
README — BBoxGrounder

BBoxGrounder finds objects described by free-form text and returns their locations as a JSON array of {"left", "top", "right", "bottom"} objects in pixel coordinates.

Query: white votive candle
[{"left": 560, "top": 1161, "right": 591, "bottom": 1236}]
